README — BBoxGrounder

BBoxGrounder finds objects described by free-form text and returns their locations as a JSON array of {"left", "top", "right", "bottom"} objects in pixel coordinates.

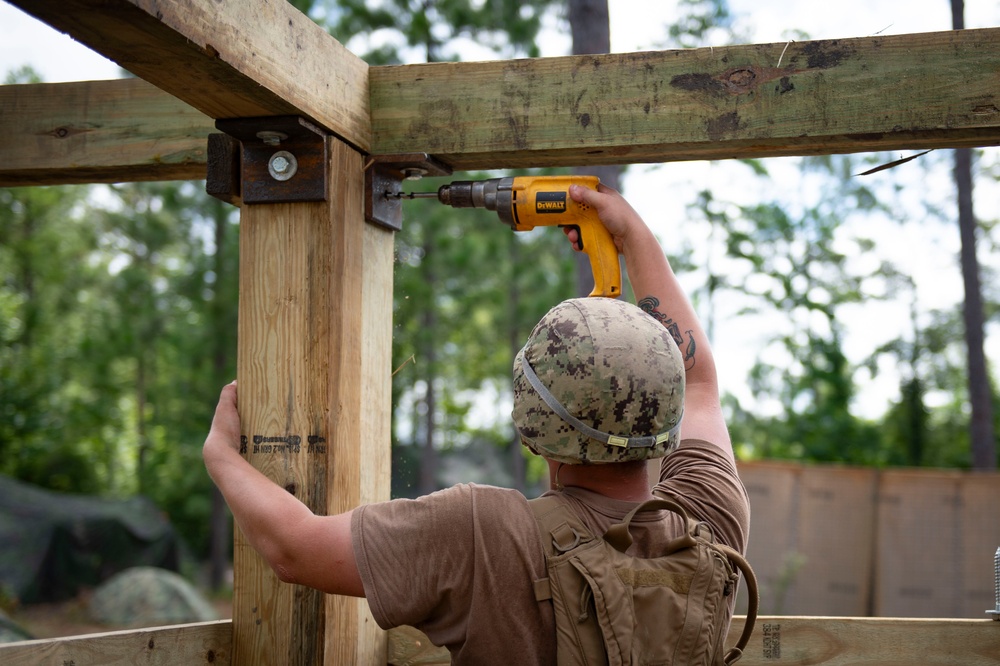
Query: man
[{"left": 203, "top": 184, "right": 750, "bottom": 664}]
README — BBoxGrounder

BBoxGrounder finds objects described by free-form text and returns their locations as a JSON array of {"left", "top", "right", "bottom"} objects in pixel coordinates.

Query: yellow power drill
[{"left": 398, "top": 175, "right": 620, "bottom": 298}]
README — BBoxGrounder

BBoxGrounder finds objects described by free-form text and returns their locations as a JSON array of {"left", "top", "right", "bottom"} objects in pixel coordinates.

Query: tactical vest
[{"left": 529, "top": 492, "right": 758, "bottom": 665}]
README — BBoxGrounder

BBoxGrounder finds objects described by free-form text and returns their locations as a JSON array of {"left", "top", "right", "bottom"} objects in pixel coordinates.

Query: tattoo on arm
[{"left": 637, "top": 296, "right": 697, "bottom": 371}]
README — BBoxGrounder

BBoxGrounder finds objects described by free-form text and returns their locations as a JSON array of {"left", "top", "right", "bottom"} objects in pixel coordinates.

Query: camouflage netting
[
  {"left": 0, "top": 475, "right": 181, "bottom": 604},
  {"left": 88, "top": 567, "right": 217, "bottom": 627}
]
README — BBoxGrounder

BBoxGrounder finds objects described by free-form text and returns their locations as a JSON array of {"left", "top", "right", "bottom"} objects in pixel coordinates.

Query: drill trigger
[{"left": 560, "top": 224, "right": 583, "bottom": 251}]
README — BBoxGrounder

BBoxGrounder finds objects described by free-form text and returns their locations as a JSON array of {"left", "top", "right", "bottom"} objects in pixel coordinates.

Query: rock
[
  {"left": 0, "top": 609, "right": 32, "bottom": 644},
  {"left": 88, "top": 567, "right": 217, "bottom": 627}
]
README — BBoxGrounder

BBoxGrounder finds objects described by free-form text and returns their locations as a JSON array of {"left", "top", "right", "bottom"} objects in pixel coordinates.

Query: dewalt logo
[{"left": 536, "top": 191, "right": 567, "bottom": 214}]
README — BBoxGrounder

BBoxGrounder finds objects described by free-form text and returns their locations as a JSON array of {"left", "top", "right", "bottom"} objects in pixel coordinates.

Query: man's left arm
[{"left": 203, "top": 382, "right": 364, "bottom": 597}]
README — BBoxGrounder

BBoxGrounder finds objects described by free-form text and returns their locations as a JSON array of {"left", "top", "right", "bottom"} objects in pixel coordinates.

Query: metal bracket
[
  {"left": 364, "top": 153, "right": 452, "bottom": 231},
  {"left": 209, "top": 116, "right": 329, "bottom": 205}
]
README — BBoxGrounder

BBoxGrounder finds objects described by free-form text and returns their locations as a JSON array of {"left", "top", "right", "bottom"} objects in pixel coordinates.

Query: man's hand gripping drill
[{"left": 395, "top": 175, "right": 621, "bottom": 298}]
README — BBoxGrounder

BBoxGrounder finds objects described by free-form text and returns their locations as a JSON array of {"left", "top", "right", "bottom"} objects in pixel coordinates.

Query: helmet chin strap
[{"left": 517, "top": 349, "right": 682, "bottom": 453}]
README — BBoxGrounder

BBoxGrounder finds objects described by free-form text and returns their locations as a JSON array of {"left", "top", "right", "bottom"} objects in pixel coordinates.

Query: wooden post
[{"left": 235, "top": 137, "right": 391, "bottom": 664}]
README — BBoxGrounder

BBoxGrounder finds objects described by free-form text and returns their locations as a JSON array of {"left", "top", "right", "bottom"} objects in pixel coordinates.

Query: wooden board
[
  {"left": 0, "top": 78, "right": 214, "bottom": 186},
  {"left": 962, "top": 474, "right": 1000, "bottom": 618},
  {"left": 739, "top": 461, "right": 801, "bottom": 614},
  {"left": 3, "top": 617, "right": 999, "bottom": 666},
  {"left": 370, "top": 28, "right": 1000, "bottom": 169},
  {"left": 4, "top": 27, "right": 1000, "bottom": 186},
  {"left": 875, "top": 469, "right": 964, "bottom": 617},
  {"left": 788, "top": 465, "right": 876, "bottom": 616},
  {"left": 8, "top": 0, "right": 370, "bottom": 152},
  {"left": 875, "top": 468, "right": 1000, "bottom": 619},
  {"left": 729, "top": 616, "right": 1000, "bottom": 666},
  {"left": 0, "top": 620, "right": 231, "bottom": 665},
  {"left": 233, "top": 138, "right": 390, "bottom": 664},
  {"left": 385, "top": 616, "right": 1000, "bottom": 666},
  {"left": 322, "top": 142, "right": 394, "bottom": 666}
]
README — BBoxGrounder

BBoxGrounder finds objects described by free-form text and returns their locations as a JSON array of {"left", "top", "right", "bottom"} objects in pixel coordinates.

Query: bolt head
[
  {"left": 267, "top": 150, "right": 297, "bottom": 181},
  {"left": 271, "top": 156, "right": 290, "bottom": 174}
]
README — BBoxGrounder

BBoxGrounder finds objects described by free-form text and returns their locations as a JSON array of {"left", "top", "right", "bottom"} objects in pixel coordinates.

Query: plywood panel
[
  {"left": 959, "top": 474, "right": 1000, "bottom": 618},
  {"left": 739, "top": 462, "right": 801, "bottom": 614},
  {"left": 786, "top": 466, "right": 876, "bottom": 616},
  {"left": 875, "top": 469, "right": 964, "bottom": 617}
]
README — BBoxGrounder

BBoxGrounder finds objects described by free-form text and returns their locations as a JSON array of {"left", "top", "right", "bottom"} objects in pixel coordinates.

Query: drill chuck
[{"left": 437, "top": 178, "right": 513, "bottom": 214}]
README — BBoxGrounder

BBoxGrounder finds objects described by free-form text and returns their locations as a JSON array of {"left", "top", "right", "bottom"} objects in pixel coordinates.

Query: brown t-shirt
[{"left": 351, "top": 439, "right": 749, "bottom": 665}]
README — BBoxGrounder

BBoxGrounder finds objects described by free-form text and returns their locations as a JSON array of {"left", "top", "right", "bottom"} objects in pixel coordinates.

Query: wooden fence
[{"left": 738, "top": 461, "right": 1000, "bottom": 618}]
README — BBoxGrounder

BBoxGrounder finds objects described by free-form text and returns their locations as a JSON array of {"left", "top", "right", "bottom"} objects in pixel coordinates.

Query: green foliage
[
  {"left": 317, "top": 0, "right": 553, "bottom": 63},
  {"left": 89, "top": 183, "right": 239, "bottom": 553},
  {"left": 667, "top": 0, "right": 733, "bottom": 48},
  {"left": 0, "top": 178, "right": 238, "bottom": 557},
  {"left": 4, "top": 66, "right": 42, "bottom": 85},
  {"left": 709, "top": 148, "right": 1000, "bottom": 468},
  {"left": 0, "top": 184, "right": 107, "bottom": 493}
]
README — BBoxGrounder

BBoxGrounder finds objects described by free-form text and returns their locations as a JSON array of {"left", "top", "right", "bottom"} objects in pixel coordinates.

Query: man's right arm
[
  {"left": 203, "top": 382, "right": 365, "bottom": 597},
  {"left": 569, "top": 185, "right": 748, "bottom": 554},
  {"left": 567, "top": 184, "right": 732, "bottom": 460}
]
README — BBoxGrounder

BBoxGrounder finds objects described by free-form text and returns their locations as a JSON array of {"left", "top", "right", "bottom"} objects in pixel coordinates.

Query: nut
[
  {"left": 256, "top": 130, "right": 288, "bottom": 146},
  {"left": 268, "top": 150, "right": 297, "bottom": 181}
]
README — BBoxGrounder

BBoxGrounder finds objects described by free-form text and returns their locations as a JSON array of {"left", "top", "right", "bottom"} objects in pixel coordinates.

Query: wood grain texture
[
  {"left": 233, "top": 138, "right": 390, "bottom": 665},
  {"left": 370, "top": 28, "right": 1000, "bottom": 169},
  {"left": 0, "top": 621, "right": 231, "bottom": 665},
  {"left": 8, "top": 0, "right": 370, "bottom": 152},
  {"left": 729, "top": 616, "right": 1000, "bottom": 666},
  {"left": 4, "top": 26, "right": 1000, "bottom": 185},
  {"left": 3, "top": 616, "right": 998, "bottom": 665},
  {"left": 384, "top": 617, "right": 1000, "bottom": 665},
  {"left": 321, "top": 139, "right": 393, "bottom": 666},
  {"left": 0, "top": 79, "right": 213, "bottom": 186},
  {"left": 234, "top": 187, "right": 330, "bottom": 666}
]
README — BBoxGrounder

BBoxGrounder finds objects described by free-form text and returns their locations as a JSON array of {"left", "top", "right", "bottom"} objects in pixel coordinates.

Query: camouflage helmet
[{"left": 512, "top": 297, "right": 685, "bottom": 465}]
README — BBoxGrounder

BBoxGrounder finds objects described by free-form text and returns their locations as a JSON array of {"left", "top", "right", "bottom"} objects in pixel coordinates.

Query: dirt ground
[{"left": 7, "top": 596, "right": 233, "bottom": 641}]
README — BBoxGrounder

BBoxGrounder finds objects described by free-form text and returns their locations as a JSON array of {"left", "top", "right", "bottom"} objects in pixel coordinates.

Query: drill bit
[{"left": 387, "top": 191, "right": 439, "bottom": 200}]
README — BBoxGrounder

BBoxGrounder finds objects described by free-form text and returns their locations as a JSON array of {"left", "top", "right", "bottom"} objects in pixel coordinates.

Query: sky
[{"left": 2, "top": 0, "right": 999, "bottom": 421}]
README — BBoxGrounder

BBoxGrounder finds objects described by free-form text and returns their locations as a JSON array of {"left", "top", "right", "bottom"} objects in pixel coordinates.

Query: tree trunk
[
  {"left": 568, "top": 0, "right": 623, "bottom": 297},
  {"left": 952, "top": 0, "right": 996, "bottom": 469}
]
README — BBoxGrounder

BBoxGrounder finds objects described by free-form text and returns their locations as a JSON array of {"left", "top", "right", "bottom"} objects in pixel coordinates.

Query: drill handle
[{"left": 575, "top": 219, "right": 622, "bottom": 298}]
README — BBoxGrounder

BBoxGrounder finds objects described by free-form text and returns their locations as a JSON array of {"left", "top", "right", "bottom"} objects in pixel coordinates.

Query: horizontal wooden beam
[
  {"left": 7, "top": 0, "right": 370, "bottom": 153},
  {"left": 3, "top": 28, "right": 1000, "bottom": 186},
  {"left": 388, "top": 616, "right": 1000, "bottom": 665},
  {"left": 371, "top": 27, "right": 1000, "bottom": 169},
  {"left": 0, "top": 620, "right": 232, "bottom": 665},
  {"left": 3, "top": 616, "right": 997, "bottom": 665},
  {"left": 0, "top": 78, "right": 214, "bottom": 186},
  {"left": 728, "top": 616, "right": 1000, "bottom": 665}
]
